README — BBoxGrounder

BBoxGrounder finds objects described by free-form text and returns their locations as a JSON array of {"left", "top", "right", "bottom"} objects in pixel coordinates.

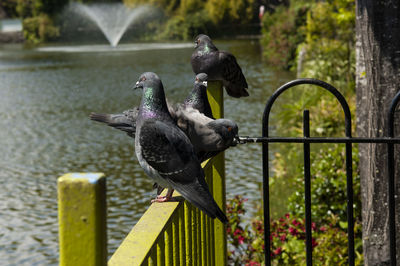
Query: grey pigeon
[
  {"left": 90, "top": 73, "right": 238, "bottom": 162},
  {"left": 191, "top": 34, "right": 249, "bottom": 98},
  {"left": 134, "top": 72, "right": 228, "bottom": 223},
  {"left": 183, "top": 72, "right": 214, "bottom": 119},
  {"left": 172, "top": 106, "right": 238, "bottom": 162}
]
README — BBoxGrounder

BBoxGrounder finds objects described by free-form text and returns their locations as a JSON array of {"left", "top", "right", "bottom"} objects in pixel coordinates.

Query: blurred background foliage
[{"left": 0, "top": 0, "right": 258, "bottom": 43}]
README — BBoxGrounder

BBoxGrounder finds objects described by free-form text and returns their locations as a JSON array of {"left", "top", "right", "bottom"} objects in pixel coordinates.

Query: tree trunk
[{"left": 356, "top": 0, "right": 400, "bottom": 265}]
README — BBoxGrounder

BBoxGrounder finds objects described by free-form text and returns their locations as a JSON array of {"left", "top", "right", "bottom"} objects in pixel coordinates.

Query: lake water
[{"left": 0, "top": 40, "right": 294, "bottom": 265}]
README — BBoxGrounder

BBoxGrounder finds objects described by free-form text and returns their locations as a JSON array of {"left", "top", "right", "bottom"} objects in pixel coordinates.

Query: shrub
[
  {"left": 261, "top": 5, "right": 308, "bottom": 69},
  {"left": 159, "top": 10, "right": 213, "bottom": 40},
  {"left": 226, "top": 196, "right": 363, "bottom": 265},
  {"left": 22, "top": 14, "right": 59, "bottom": 44}
]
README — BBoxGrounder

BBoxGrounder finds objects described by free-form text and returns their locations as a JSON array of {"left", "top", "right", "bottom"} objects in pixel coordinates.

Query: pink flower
[
  {"left": 311, "top": 222, "right": 316, "bottom": 230},
  {"left": 288, "top": 227, "right": 298, "bottom": 236},
  {"left": 273, "top": 247, "right": 282, "bottom": 255},
  {"left": 285, "top": 213, "right": 290, "bottom": 219},
  {"left": 292, "top": 219, "right": 301, "bottom": 226},
  {"left": 280, "top": 234, "right": 287, "bottom": 241},
  {"left": 234, "top": 228, "right": 242, "bottom": 236},
  {"left": 312, "top": 238, "right": 318, "bottom": 248},
  {"left": 319, "top": 226, "right": 327, "bottom": 232},
  {"left": 246, "top": 261, "right": 260, "bottom": 266},
  {"left": 238, "top": 236, "right": 245, "bottom": 244}
]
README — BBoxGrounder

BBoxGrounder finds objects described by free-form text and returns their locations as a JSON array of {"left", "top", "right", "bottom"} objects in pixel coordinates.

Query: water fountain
[
  {"left": 71, "top": 3, "right": 152, "bottom": 47},
  {"left": 37, "top": 3, "right": 193, "bottom": 53}
]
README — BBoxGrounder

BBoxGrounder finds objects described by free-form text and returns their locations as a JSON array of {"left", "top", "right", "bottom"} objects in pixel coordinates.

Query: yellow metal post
[
  {"left": 58, "top": 173, "right": 107, "bottom": 266},
  {"left": 207, "top": 81, "right": 227, "bottom": 265}
]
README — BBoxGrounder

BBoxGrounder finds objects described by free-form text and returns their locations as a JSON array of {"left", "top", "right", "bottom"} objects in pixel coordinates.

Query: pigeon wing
[
  {"left": 139, "top": 119, "right": 196, "bottom": 184},
  {"left": 139, "top": 120, "right": 228, "bottom": 223},
  {"left": 219, "top": 51, "right": 249, "bottom": 98}
]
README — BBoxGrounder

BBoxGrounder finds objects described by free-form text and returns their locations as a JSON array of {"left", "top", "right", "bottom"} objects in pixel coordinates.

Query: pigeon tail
[
  {"left": 174, "top": 179, "right": 228, "bottom": 224},
  {"left": 89, "top": 112, "right": 136, "bottom": 137},
  {"left": 224, "top": 79, "right": 249, "bottom": 98}
]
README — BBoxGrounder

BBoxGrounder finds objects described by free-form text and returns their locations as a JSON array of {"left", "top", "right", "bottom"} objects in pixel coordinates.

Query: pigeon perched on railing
[
  {"left": 90, "top": 73, "right": 238, "bottom": 161},
  {"left": 172, "top": 106, "right": 238, "bottom": 162},
  {"left": 182, "top": 72, "right": 214, "bottom": 119},
  {"left": 134, "top": 72, "right": 228, "bottom": 223},
  {"left": 191, "top": 34, "right": 249, "bottom": 98}
]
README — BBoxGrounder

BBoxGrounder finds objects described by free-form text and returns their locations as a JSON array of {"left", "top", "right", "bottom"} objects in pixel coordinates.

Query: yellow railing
[
  {"left": 109, "top": 157, "right": 225, "bottom": 265},
  {"left": 57, "top": 82, "right": 226, "bottom": 265}
]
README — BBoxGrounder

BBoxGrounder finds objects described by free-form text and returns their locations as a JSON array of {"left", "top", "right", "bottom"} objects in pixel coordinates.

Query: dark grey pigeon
[
  {"left": 191, "top": 34, "right": 249, "bottom": 98},
  {"left": 134, "top": 72, "right": 228, "bottom": 224},
  {"left": 172, "top": 106, "right": 238, "bottom": 162},
  {"left": 183, "top": 73, "right": 214, "bottom": 119},
  {"left": 90, "top": 73, "right": 238, "bottom": 162}
]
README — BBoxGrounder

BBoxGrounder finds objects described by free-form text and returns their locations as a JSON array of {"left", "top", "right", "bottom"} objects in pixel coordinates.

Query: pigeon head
[
  {"left": 135, "top": 72, "right": 170, "bottom": 115},
  {"left": 195, "top": 73, "right": 208, "bottom": 86},
  {"left": 134, "top": 72, "right": 162, "bottom": 90},
  {"left": 208, "top": 119, "right": 239, "bottom": 146},
  {"left": 194, "top": 34, "right": 217, "bottom": 51}
]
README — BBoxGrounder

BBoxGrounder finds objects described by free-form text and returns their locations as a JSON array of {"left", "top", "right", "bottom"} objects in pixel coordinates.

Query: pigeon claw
[{"left": 151, "top": 195, "right": 172, "bottom": 203}]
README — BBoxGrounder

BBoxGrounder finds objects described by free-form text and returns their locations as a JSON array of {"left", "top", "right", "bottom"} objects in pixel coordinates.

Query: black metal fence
[{"left": 239, "top": 79, "right": 400, "bottom": 265}]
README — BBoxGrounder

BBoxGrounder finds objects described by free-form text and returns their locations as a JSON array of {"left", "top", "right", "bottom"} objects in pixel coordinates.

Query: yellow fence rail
[
  {"left": 57, "top": 81, "right": 226, "bottom": 265},
  {"left": 109, "top": 157, "right": 225, "bottom": 265}
]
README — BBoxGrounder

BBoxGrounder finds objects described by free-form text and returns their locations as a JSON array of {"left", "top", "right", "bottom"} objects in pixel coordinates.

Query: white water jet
[{"left": 71, "top": 3, "right": 153, "bottom": 47}]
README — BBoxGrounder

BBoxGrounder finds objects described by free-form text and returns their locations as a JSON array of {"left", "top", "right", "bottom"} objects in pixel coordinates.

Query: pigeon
[
  {"left": 172, "top": 106, "right": 238, "bottom": 162},
  {"left": 182, "top": 72, "right": 214, "bottom": 119},
  {"left": 90, "top": 73, "right": 238, "bottom": 162},
  {"left": 191, "top": 34, "right": 249, "bottom": 98},
  {"left": 134, "top": 72, "right": 228, "bottom": 223}
]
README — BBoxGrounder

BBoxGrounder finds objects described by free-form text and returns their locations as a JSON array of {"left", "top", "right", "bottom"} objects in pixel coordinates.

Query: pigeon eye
[
  {"left": 227, "top": 126, "right": 232, "bottom": 132},
  {"left": 141, "top": 77, "right": 146, "bottom": 81}
]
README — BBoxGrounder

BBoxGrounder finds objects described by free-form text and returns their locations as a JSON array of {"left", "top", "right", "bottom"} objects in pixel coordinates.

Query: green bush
[
  {"left": 22, "top": 14, "right": 59, "bottom": 44},
  {"left": 261, "top": 5, "right": 308, "bottom": 69},
  {"left": 159, "top": 10, "right": 213, "bottom": 40},
  {"left": 226, "top": 196, "right": 363, "bottom": 265}
]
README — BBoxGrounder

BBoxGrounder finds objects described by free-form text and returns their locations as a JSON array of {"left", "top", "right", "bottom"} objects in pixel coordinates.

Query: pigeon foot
[
  {"left": 151, "top": 195, "right": 172, "bottom": 203},
  {"left": 151, "top": 188, "right": 174, "bottom": 203}
]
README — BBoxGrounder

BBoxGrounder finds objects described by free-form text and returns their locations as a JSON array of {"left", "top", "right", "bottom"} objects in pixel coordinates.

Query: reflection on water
[{"left": 0, "top": 40, "right": 294, "bottom": 265}]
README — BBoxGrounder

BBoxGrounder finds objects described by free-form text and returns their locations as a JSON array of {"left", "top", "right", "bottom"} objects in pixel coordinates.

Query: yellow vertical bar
[
  {"left": 207, "top": 80, "right": 227, "bottom": 266},
  {"left": 192, "top": 206, "right": 198, "bottom": 266},
  {"left": 212, "top": 155, "right": 227, "bottom": 266},
  {"left": 200, "top": 211, "right": 206, "bottom": 265},
  {"left": 172, "top": 213, "right": 179, "bottom": 266},
  {"left": 207, "top": 81, "right": 224, "bottom": 119},
  {"left": 206, "top": 165, "right": 214, "bottom": 266},
  {"left": 179, "top": 207, "right": 185, "bottom": 265},
  {"left": 184, "top": 201, "right": 192, "bottom": 266},
  {"left": 197, "top": 208, "right": 202, "bottom": 266},
  {"left": 58, "top": 173, "right": 107, "bottom": 266},
  {"left": 148, "top": 247, "right": 157, "bottom": 266},
  {"left": 157, "top": 234, "right": 165, "bottom": 266},
  {"left": 165, "top": 224, "right": 173, "bottom": 266}
]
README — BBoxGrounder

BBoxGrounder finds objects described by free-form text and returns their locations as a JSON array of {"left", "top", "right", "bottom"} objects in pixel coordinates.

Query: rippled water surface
[{"left": 0, "top": 40, "right": 294, "bottom": 265}]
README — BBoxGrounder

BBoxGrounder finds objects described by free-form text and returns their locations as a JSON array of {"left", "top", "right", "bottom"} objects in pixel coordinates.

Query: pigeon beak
[
  {"left": 202, "top": 81, "right": 207, "bottom": 86},
  {"left": 133, "top": 81, "right": 141, "bottom": 90}
]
